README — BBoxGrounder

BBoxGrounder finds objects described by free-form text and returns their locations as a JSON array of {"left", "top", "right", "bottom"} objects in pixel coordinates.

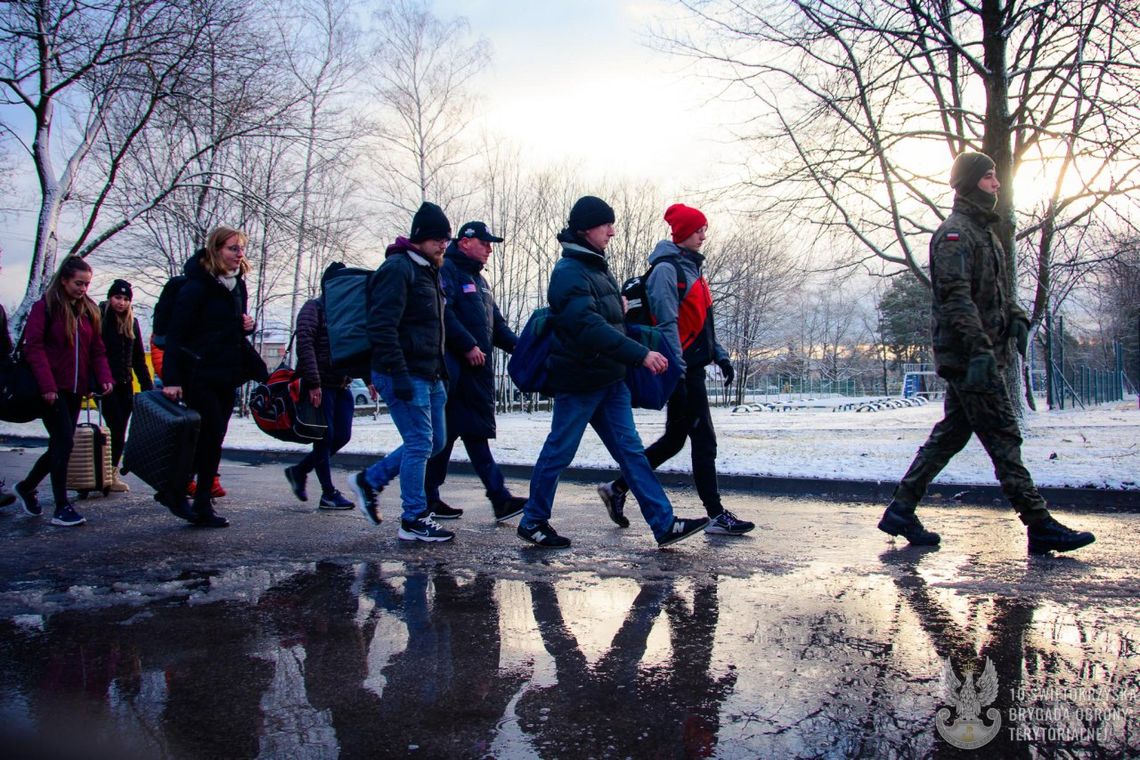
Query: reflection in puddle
[{"left": 0, "top": 555, "right": 1136, "bottom": 758}]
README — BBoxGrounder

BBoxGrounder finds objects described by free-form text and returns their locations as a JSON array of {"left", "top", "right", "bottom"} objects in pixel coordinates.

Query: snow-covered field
[{"left": 6, "top": 396, "right": 1135, "bottom": 490}]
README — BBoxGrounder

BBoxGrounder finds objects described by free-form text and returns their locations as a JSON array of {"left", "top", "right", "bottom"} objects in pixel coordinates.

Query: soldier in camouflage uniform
[{"left": 878, "top": 152, "right": 1096, "bottom": 555}]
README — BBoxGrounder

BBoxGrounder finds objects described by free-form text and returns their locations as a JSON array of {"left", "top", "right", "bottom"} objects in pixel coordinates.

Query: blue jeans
[
  {"left": 524, "top": 381, "right": 674, "bottom": 539},
  {"left": 364, "top": 372, "right": 447, "bottom": 522},
  {"left": 294, "top": 386, "right": 354, "bottom": 495},
  {"left": 424, "top": 435, "right": 510, "bottom": 504}
]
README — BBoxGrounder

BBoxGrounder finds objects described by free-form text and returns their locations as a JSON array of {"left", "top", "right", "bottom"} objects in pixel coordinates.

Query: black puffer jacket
[
  {"left": 163, "top": 250, "right": 267, "bottom": 388},
  {"left": 440, "top": 244, "right": 518, "bottom": 438},
  {"left": 100, "top": 308, "right": 153, "bottom": 390},
  {"left": 546, "top": 232, "right": 648, "bottom": 393},
  {"left": 295, "top": 298, "right": 350, "bottom": 390},
  {"left": 367, "top": 237, "right": 447, "bottom": 381}
]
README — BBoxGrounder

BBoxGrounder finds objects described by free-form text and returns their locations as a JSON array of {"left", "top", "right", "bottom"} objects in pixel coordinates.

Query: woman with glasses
[{"left": 161, "top": 226, "right": 267, "bottom": 527}]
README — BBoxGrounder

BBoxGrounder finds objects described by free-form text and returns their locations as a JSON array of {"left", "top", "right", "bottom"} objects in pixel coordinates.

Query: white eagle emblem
[{"left": 934, "top": 657, "right": 1002, "bottom": 749}]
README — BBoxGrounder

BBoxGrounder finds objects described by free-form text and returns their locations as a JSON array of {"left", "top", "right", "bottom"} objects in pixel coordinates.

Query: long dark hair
[{"left": 44, "top": 256, "right": 101, "bottom": 346}]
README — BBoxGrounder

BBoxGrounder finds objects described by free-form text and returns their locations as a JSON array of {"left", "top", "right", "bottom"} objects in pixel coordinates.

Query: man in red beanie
[{"left": 598, "top": 203, "right": 754, "bottom": 536}]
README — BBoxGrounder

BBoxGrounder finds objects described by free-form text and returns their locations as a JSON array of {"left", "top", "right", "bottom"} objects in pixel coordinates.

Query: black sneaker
[
  {"left": 657, "top": 516, "right": 710, "bottom": 548},
  {"left": 428, "top": 499, "right": 463, "bottom": 520},
  {"left": 349, "top": 472, "right": 382, "bottom": 525},
  {"left": 704, "top": 510, "right": 755, "bottom": 535},
  {"left": 318, "top": 490, "right": 355, "bottom": 510},
  {"left": 190, "top": 511, "right": 230, "bottom": 528},
  {"left": 492, "top": 495, "right": 527, "bottom": 523},
  {"left": 877, "top": 503, "right": 940, "bottom": 546},
  {"left": 398, "top": 514, "right": 455, "bottom": 542},
  {"left": 597, "top": 482, "right": 630, "bottom": 528},
  {"left": 284, "top": 465, "right": 308, "bottom": 502},
  {"left": 15, "top": 481, "right": 41, "bottom": 516},
  {"left": 50, "top": 503, "right": 86, "bottom": 527},
  {"left": 517, "top": 521, "right": 571, "bottom": 548},
  {"left": 1027, "top": 516, "right": 1095, "bottom": 554}
]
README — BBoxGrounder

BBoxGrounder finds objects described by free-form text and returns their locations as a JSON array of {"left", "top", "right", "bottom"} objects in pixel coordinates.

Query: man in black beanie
[
  {"left": 348, "top": 201, "right": 457, "bottom": 542},
  {"left": 877, "top": 152, "right": 1095, "bottom": 555},
  {"left": 516, "top": 195, "right": 709, "bottom": 549}
]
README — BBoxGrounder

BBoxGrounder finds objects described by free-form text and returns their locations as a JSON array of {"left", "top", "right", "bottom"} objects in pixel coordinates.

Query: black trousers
[
  {"left": 24, "top": 391, "right": 83, "bottom": 508},
  {"left": 614, "top": 367, "right": 723, "bottom": 516},
  {"left": 184, "top": 382, "right": 236, "bottom": 505},
  {"left": 101, "top": 381, "right": 134, "bottom": 467}
]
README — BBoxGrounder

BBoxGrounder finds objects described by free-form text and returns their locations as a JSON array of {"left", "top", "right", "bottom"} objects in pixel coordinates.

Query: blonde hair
[
  {"left": 107, "top": 300, "right": 136, "bottom": 340},
  {"left": 45, "top": 256, "right": 101, "bottom": 346},
  {"left": 202, "top": 226, "right": 251, "bottom": 277}
]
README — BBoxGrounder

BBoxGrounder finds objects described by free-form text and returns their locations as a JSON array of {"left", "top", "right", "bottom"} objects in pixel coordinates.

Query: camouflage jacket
[{"left": 930, "top": 196, "right": 1028, "bottom": 378}]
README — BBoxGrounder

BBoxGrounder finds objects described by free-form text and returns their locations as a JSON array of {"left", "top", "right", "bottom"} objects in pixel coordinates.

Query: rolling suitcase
[
  {"left": 66, "top": 402, "right": 113, "bottom": 499},
  {"left": 122, "top": 390, "right": 201, "bottom": 505}
]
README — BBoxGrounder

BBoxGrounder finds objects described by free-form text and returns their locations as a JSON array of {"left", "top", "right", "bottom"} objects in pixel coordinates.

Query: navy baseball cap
[{"left": 456, "top": 221, "right": 504, "bottom": 243}]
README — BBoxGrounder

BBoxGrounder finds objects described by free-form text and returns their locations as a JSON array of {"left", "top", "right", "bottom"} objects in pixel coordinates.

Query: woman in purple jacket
[{"left": 14, "top": 256, "right": 114, "bottom": 526}]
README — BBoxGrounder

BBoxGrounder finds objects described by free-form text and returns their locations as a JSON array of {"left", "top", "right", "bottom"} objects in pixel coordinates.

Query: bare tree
[
  {"left": 663, "top": 0, "right": 1140, "bottom": 401},
  {"left": 364, "top": 0, "right": 490, "bottom": 231}
]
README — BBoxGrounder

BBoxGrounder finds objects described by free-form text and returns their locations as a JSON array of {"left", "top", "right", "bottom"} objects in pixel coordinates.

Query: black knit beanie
[
  {"left": 409, "top": 202, "right": 452, "bottom": 243},
  {"left": 567, "top": 195, "right": 615, "bottom": 232},
  {"left": 949, "top": 152, "right": 996, "bottom": 191},
  {"left": 107, "top": 279, "right": 133, "bottom": 300}
]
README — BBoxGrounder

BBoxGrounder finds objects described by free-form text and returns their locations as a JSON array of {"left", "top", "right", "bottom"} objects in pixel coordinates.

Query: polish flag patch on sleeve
[
  {"left": 946, "top": 232, "right": 960, "bottom": 241},
  {"left": 462, "top": 283, "right": 477, "bottom": 293}
]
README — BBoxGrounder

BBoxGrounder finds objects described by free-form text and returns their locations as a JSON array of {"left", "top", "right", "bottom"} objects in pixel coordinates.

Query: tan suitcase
[{"left": 67, "top": 403, "right": 113, "bottom": 498}]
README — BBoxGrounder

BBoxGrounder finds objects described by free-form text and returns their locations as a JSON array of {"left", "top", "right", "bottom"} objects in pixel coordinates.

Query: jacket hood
[
  {"left": 648, "top": 239, "right": 706, "bottom": 267},
  {"left": 445, "top": 244, "right": 483, "bottom": 272},
  {"left": 557, "top": 229, "right": 608, "bottom": 268},
  {"left": 385, "top": 236, "right": 415, "bottom": 258},
  {"left": 183, "top": 248, "right": 207, "bottom": 277}
]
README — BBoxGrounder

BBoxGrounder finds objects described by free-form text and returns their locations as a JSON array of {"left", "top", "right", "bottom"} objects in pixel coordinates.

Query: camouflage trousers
[{"left": 893, "top": 377, "right": 1049, "bottom": 523}]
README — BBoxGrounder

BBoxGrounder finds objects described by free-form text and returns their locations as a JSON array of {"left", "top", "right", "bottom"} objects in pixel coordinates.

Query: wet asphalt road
[{"left": 0, "top": 445, "right": 1137, "bottom": 760}]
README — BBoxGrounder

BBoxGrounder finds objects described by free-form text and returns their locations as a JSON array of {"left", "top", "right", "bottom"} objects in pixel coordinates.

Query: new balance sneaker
[
  {"left": 318, "top": 490, "right": 355, "bottom": 510},
  {"left": 657, "top": 516, "right": 710, "bottom": 548},
  {"left": 284, "top": 465, "right": 308, "bottom": 502},
  {"left": 705, "top": 510, "right": 755, "bottom": 535},
  {"left": 1027, "top": 516, "right": 1096, "bottom": 555},
  {"left": 597, "top": 482, "right": 630, "bottom": 528},
  {"left": 517, "top": 521, "right": 571, "bottom": 548},
  {"left": 428, "top": 499, "right": 463, "bottom": 520},
  {"left": 877, "top": 502, "right": 940, "bottom": 546},
  {"left": 492, "top": 495, "right": 527, "bottom": 523},
  {"left": 398, "top": 514, "right": 455, "bottom": 542},
  {"left": 349, "top": 472, "right": 382, "bottom": 525},
  {"left": 14, "top": 480, "right": 41, "bottom": 516},
  {"left": 51, "top": 503, "right": 86, "bottom": 527}
]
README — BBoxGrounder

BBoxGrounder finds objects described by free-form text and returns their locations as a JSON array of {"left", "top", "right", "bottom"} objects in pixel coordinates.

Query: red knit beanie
[{"left": 664, "top": 203, "right": 708, "bottom": 244}]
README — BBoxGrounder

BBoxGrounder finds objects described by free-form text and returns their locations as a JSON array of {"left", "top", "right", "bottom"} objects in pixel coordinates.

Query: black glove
[
  {"left": 393, "top": 372, "right": 415, "bottom": 401},
  {"left": 1008, "top": 318, "right": 1029, "bottom": 358},
  {"left": 964, "top": 353, "right": 998, "bottom": 389},
  {"left": 717, "top": 359, "right": 735, "bottom": 386}
]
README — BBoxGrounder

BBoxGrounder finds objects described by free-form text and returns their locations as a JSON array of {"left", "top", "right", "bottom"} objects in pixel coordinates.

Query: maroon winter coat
[{"left": 23, "top": 297, "right": 113, "bottom": 395}]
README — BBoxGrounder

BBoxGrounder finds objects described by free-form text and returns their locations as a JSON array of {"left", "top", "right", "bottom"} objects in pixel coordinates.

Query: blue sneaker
[
  {"left": 704, "top": 510, "right": 755, "bottom": 535},
  {"left": 318, "top": 490, "right": 355, "bottom": 510},
  {"left": 51, "top": 503, "right": 86, "bottom": 527},
  {"left": 284, "top": 465, "right": 308, "bottom": 502},
  {"left": 15, "top": 481, "right": 41, "bottom": 516},
  {"left": 657, "top": 516, "right": 709, "bottom": 548},
  {"left": 398, "top": 514, "right": 455, "bottom": 542}
]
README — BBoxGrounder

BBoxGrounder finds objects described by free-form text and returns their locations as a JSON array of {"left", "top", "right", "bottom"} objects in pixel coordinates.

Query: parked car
[{"left": 350, "top": 378, "right": 372, "bottom": 407}]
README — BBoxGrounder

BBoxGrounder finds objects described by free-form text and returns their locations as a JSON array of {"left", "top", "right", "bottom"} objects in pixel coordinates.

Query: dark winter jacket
[
  {"left": 367, "top": 237, "right": 447, "bottom": 381},
  {"left": 23, "top": 297, "right": 113, "bottom": 395},
  {"left": 644, "top": 241, "right": 729, "bottom": 372},
  {"left": 100, "top": 308, "right": 153, "bottom": 390},
  {"left": 546, "top": 232, "right": 649, "bottom": 393},
  {"left": 295, "top": 298, "right": 350, "bottom": 390},
  {"left": 930, "top": 196, "right": 1029, "bottom": 378},
  {"left": 162, "top": 250, "right": 267, "bottom": 388},
  {"left": 440, "top": 244, "right": 518, "bottom": 438}
]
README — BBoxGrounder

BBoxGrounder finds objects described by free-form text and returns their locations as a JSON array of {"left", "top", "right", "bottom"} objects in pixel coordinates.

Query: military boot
[
  {"left": 1027, "top": 516, "right": 1095, "bottom": 554},
  {"left": 877, "top": 501, "right": 940, "bottom": 546}
]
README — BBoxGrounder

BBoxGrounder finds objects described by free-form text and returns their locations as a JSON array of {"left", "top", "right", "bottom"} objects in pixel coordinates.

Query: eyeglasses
[{"left": 225, "top": 245, "right": 245, "bottom": 253}]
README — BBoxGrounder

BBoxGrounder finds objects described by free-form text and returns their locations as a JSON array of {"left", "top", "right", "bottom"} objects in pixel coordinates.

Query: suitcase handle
[{"left": 85, "top": 396, "right": 104, "bottom": 426}]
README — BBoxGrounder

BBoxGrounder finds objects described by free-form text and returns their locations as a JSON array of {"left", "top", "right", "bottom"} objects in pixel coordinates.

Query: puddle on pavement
[{"left": 0, "top": 555, "right": 1136, "bottom": 759}]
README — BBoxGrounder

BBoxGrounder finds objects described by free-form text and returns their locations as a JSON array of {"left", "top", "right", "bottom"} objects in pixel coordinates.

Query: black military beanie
[
  {"left": 107, "top": 279, "right": 133, "bottom": 300},
  {"left": 949, "top": 152, "right": 996, "bottom": 191},
  {"left": 567, "top": 195, "right": 615, "bottom": 232},
  {"left": 409, "top": 202, "right": 452, "bottom": 243}
]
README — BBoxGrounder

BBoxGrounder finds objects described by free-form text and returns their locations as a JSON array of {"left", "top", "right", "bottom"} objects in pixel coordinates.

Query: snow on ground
[{"left": 5, "top": 396, "right": 1135, "bottom": 490}]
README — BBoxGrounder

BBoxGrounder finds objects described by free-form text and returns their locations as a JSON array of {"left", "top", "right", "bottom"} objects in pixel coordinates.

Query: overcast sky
[{"left": 0, "top": 0, "right": 739, "bottom": 309}]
